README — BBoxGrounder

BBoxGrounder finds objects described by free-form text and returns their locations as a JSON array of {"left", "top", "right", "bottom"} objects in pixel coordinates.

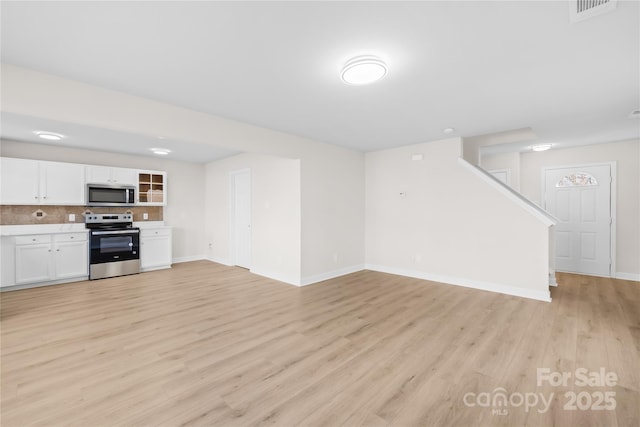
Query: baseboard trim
[
  {"left": 172, "top": 255, "right": 205, "bottom": 264},
  {"left": 1, "top": 276, "right": 87, "bottom": 292},
  {"left": 250, "top": 267, "right": 300, "bottom": 287},
  {"left": 365, "top": 264, "right": 552, "bottom": 302},
  {"left": 205, "top": 256, "right": 233, "bottom": 266},
  {"left": 615, "top": 272, "right": 640, "bottom": 282},
  {"left": 300, "top": 264, "right": 365, "bottom": 287}
]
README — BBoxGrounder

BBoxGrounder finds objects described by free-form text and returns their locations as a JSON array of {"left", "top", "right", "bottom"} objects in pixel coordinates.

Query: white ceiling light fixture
[
  {"left": 443, "top": 127, "right": 455, "bottom": 134},
  {"left": 34, "top": 131, "right": 64, "bottom": 141},
  {"left": 531, "top": 143, "right": 553, "bottom": 152},
  {"left": 150, "top": 147, "right": 171, "bottom": 155},
  {"left": 341, "top": 55, "right": 387, "bottom": 85}
]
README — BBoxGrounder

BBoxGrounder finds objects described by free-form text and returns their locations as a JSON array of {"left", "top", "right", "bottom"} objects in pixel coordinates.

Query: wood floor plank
[{"left": 1, "top": 261, "right": 638, "bottom": 426}]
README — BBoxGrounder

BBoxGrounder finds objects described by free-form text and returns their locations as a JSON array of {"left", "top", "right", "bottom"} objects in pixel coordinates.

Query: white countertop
[
  {"left": 0, "top": 223, "right": 88, "bottom": 236},
  {"left": 1, "top": 221, "right": 169, "bottom": 236},
  {"left": 134, "top": 221, "right": 168, "bottom": 229}
]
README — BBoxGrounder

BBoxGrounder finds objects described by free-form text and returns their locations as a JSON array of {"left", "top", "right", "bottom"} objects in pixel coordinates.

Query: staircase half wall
[{"left": 365, "top": 137, "right": 557, "bottom": 302}]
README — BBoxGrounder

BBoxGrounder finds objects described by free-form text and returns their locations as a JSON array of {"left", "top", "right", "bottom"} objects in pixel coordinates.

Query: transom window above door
[{"left": 556, "top": 172, "right": 598, "bottom": 187}]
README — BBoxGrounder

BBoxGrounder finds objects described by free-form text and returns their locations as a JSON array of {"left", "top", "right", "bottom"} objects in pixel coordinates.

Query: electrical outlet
[
  {"left": 143, "top": 213, "right": 149, "bottom": 220},
  {"left": 68, "top": 214, "right": 76, "bottom": 222}
]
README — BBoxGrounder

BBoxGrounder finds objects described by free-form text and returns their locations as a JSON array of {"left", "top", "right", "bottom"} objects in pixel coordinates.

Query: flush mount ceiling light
[
  {"left": 34, "top": 131, "right": 64, "bottom": 141},
  {"left": 531, "top": 143, "right": 553, "bottom": 152},
  {"left": 341, "top": 56, "right": 387, "bottom": 85},
  {"left": 150, "top": 148, "right": 171, "bottom": 155},
  {"left": 443, "top": 127, "right": 455, "bottom": 134}
]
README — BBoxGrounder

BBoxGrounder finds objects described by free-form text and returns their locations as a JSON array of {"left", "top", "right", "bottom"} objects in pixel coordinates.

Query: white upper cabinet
[
  {"left": 0, "top": 157, "right": 40, "bottom": 204},
  {"left": 1, "top": 157, "right": 167, "bottom": 207},
  {"left": 1, "top": 158, "right": 85, "bottom": 205},
  {"left": 39, "top": 161, "right": 86, "bottom": 205},
  {"left": 86, "top": 166, "right": 137, "bottom": 186}
]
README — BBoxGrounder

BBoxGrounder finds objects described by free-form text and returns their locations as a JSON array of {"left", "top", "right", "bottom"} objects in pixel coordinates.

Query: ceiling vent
[{"left": 570, "top": 0, "right": 617, "bottom": 23}]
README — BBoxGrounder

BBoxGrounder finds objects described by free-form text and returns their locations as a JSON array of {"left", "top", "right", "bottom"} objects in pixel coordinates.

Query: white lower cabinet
[
  {"left": 11, "top": 233, "right": 88, "bottom": 286},
  {"left": 140, "top": 227, "right": 172, "bottom": 271},
  {"left": 53, "top": 234, "right": 89, "bottom": 280}
]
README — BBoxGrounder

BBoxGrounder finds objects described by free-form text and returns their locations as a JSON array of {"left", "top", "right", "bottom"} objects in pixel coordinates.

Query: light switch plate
[
  {"left": 143, "top": 213, "right": 149, "bottom": 220},
  {"left": 68, "top": 213, "right": 76, "bottom": 222}
]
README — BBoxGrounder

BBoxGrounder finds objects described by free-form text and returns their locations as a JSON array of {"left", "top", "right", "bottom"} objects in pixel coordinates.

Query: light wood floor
[{"left": 1, "top": 261, "right": 639, "bottom": 427}]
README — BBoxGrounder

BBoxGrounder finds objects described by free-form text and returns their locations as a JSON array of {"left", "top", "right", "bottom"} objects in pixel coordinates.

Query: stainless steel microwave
[{"left": 86, "top": 184, "right": 136, "bottom": 206}]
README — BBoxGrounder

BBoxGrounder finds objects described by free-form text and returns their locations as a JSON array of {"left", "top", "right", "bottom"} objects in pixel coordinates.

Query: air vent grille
[
  {"left": 577, "top": 0, "right": 610, "bottom": 13},
  {"left": 570, "top": 0, "right": 617, "bottom": 23}
]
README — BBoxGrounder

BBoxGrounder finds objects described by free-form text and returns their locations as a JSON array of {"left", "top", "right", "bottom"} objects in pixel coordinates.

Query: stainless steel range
[{"left": 86, "top": 213, "right": 140, "bottom": 280}]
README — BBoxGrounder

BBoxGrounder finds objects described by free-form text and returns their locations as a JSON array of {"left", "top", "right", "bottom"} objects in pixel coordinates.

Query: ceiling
[{"left": 1, "top": 1, "right": 639, "bottom": 162}]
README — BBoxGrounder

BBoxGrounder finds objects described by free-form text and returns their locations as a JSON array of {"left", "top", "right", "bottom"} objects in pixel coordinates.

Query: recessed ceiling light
[
  {"left": 34, "top": 131, "right": 64, "bottom": 141},
  {"left": 341, "top": 56, "right": 387, "bottom": 85},
  {"left": 150, "top": 148, "right": 171, "bottom": 155},
  {"left": 443, "top": 127, "right": 455, "bottom": 134},
  {"left": 531, "top": 143, "right": 553, "bottom": 152},
  {"left": 629, "top": 109, "right": 640, "bottom": 118}
]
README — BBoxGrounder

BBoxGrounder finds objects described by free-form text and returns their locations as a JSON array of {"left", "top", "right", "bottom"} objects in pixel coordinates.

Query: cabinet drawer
[
  {"left": 141, "top": 228, "right": 171, "bottom": 238},
  {"left": 15, "top": 235, "right": 51, "bottom": 245},
  {"left": 54, "top": 233, "right": 88, "bottom": 243}
]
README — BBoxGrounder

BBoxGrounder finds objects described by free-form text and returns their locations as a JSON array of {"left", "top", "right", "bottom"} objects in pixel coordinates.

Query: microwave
[{"left": 87, "top": 184, "right": 136, "bottom": 206}]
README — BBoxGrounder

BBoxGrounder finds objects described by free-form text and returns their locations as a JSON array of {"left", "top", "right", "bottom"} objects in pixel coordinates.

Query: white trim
[
  {"left": 172, "top": 255, "right": 205, "bottom": 264},
  {"left": 1, "top": 276, "right": 87, "bottom": 292},
  {"left": 365, "top": 264, "right": 552, "bottom": 302},
  {"left": 141, "top": 265, "right": 171, "bottom": 272},
  {"left": 615, "top": 272, "right": 640, "bottom": 282},
  {"left": 541, "top": 161, "right": 617, "bottom": 277},
  {"left": 205, "top": 255, "right": 233, "bottom": 266},
  {"left": 300, "top": 264, "right": 365, "bottom": 287},
  {"left": 458, "top": 157, "right": 557, "bottom": 226},
  {"left": 250, "top": 267, "right": 300, "bottom": 286}
]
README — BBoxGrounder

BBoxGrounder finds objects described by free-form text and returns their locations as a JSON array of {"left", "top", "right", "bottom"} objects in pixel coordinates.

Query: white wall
[
  {"left": 366, "top": 137, "right": 552, "bottom": 301},
  {"left": 0, "top": 139, "right": 206, "bottom": 262},
  {"left": 520, "top": 139, "right": 640, "bottom": 278},
  {"left": 205, "top": 153, "right": 301, "bottom": 284},
  {"left": 300, "top": 146, "right": 365, "bottom": 283}
]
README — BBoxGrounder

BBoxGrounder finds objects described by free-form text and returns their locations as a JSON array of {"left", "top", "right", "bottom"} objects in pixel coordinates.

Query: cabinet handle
[
  {"left": 48, "top": 249, "right": 52, "bottom": 252},
  {"left": 70, "top": 236, "right": 74, "bottom": 239},
  {"left": 34, "top": 196, "right": 38, "bottom": 200},
  {"left": 56, "top": 249, "right": 60, "bottom": 252},
  {"left": 32, "top": 238, "right": 36, "bottom": 241}
]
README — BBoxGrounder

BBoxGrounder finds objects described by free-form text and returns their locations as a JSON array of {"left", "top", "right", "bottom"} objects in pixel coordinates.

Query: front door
[{"left": 543, "top": 164, "right": 612, "bottom": 277}]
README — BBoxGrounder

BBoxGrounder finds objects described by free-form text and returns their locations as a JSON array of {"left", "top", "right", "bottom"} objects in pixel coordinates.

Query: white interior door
[
  {"left": 543, "top": 164, "right": 612, "bottom": 277},
  {"left": 231, "top": 170, "right": 251, "bottom": 269},
  {"left": 489, "top": 169, "right": 510, "bottom": 186}
]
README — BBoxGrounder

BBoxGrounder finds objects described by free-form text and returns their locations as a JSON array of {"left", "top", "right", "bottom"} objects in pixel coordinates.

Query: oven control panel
[{"left": 86, "top": 214, "right": 133, "bottom": 223}]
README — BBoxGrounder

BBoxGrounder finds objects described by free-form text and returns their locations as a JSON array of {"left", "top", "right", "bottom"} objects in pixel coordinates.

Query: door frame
[
  {"left": 541, "top": 161, "right": 616, "bottom": 278},
  {"left": 488, "top": 168, "right": 511, "bottom": 186},
  {"left": 228, "top": 168, "right": 251, "bottom": 268}
]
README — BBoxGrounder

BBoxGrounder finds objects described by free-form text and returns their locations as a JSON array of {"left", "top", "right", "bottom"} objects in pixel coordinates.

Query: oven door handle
[{"left": 91, "top": 230, "right": 140, "bottom": 235}]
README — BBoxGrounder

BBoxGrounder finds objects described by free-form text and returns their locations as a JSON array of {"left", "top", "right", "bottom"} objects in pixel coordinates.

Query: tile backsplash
[{"left": 0, "top": 205, "right": 163, "bottom": 225}]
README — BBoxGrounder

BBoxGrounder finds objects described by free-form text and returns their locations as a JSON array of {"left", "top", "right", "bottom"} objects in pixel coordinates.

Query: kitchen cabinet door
[
  {"left": 86, "top": 166, "right": 137, "bottom": 186},
  {"left": 40, "top": 161, "right": 86, "bottom": 205},
  {"left": 1, "top": 237, "right": 16, "bottom": 287},
  {"left": 141, "top": 228, "right": 172, "bottom": 270},
  {"left": 54, "top": 240, "right": 88, "bottom": 279},
  {"left": 110, "top": 167, "right": 137, "bottom": 185},
  {"left": 86, "top": 166, "right": 112, "bottom": 184},
  {"left": 15, "top": 243, "right": 54, "bottom": 284},
  {"left": 0, "top": 157, "right": 40, "bottom": 204}
]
